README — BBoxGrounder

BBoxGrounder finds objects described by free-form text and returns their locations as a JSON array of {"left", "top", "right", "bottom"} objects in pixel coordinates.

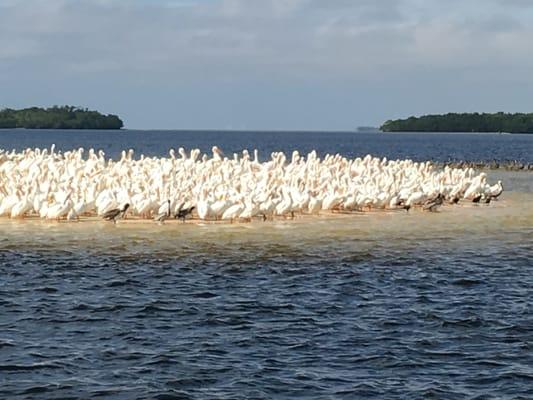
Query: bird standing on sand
[
  {"left": 422, "top": 194, "right": 444, "bottom": 212},
  {"left": 472, "top": 194, "right": 482, "bottom": 203},
  {"left": 396, "top": 199, "right": 411, "bottom": 212},
  {"left": 448, "top": 196, "right": 460, "bottom": 205},
  {"left": 0, "top": 146, "right": 504, "bottom": 222},
  {"left": 175, "top": 206, "right": 195, "bottom": 222},
  {"left": 489, "top": 180, "right": 503, "bottom": 200},
  {"left": 103, "top": 203, "right": 129, "bottom": 224},
  {"left": 154, "top": 200, "right": 171, "bottom": 224}
]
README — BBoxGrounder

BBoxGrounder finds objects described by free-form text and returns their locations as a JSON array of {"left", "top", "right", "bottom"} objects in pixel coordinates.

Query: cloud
[
  {"left": 1, "top": 0, "right": 532, "bottom": 129},
  {"left": 1, "top": 0, "right": 531, "bottom": 77}
]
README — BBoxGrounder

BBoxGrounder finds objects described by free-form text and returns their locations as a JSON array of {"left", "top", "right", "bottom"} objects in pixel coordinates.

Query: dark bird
[
  {"left": 175, "top": 206, "right": 195, "bottom": 222},
  {"left": 154, "top": 200, "right": 171, "bottom": 224},
  {"left": 397, "top": 199, "right": 411, "bottom": 212},
  {"left": 449, "top": 196, "right": 460, "bottom": 205},
  {"left": 174, "top": 201, "right": 185, "bottom": 215},
  {"left": 422, "top": 193, "right": 444, "bottom": 212},
  {"left": 103, "top": 203, "right": 130, "bottom": 223}
]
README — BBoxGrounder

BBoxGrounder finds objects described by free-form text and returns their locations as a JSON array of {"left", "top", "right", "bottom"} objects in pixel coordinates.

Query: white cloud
[
  {"left": 1, "top": 0, "right": 532, "bottom": 128},
  {"left": 1, "top": 0, "right": 531, "bottom": 78}
]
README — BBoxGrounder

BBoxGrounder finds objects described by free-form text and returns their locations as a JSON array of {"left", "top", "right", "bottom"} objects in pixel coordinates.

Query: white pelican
[{"left": 0, "top": 145, "right": 504, "bottom": 223}]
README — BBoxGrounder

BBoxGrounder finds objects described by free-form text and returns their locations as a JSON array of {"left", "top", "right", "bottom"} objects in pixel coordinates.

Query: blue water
[
  {"left": 1, "top": 130, "right": 532, "bottom": 399},
  {"left": 0, "top": 129, "right": 532, "bottom": 163}
]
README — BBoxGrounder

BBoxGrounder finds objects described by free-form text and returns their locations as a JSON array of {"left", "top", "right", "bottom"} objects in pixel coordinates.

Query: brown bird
[
  {"left": 423, "top": 194, "right": 444, "bottom": 212},
  {"left": 103, "top": 203, "right": 130, "bottom": 223},
  {"left": 175, "top": 206, "right": 195, "bottom": 222}
]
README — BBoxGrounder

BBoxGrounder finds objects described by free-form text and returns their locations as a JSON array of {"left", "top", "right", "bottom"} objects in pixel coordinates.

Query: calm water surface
[{"left": 0, "top": 131, "right": 532, "bottom": 399}]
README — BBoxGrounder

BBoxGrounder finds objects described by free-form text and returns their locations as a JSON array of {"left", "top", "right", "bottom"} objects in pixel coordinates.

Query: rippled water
[
  {"left": 1, "top": 129, "right": 532, "bottom": 163},
  {"left": 1, "top": 171, "right": 532, "bottom": 399},
  {"left": 1, "top": 128, "right": 533, "bottom": 398}
]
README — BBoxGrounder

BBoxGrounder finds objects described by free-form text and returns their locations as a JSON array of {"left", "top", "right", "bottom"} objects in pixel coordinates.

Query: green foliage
[
  {"left": 381, "top": 112, "right": 533, "bottom": 133},
  {"left": 0, "top": 106, "right": 123, "bottom": 129}
]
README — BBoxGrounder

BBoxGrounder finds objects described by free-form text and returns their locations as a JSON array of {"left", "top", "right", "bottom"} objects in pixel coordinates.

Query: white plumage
[{"left": 0, "top": 146, "right": 503, "bottom": 222}]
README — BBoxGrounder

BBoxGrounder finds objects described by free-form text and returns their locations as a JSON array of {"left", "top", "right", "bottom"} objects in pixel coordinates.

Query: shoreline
[
  {"left": 435, "top": 161, "right": 533, "bottom": 171},
  {"left": 0, "top": 200, "right": 515, "bottom": 226}
]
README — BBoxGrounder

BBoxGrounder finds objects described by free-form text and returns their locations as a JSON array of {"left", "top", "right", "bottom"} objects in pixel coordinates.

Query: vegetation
[
  {"left": 0, "top": 106, "right": 123, "bottom": 129},
  {"left": 381, "top": 112, "right": 533, "bottom": 134}
]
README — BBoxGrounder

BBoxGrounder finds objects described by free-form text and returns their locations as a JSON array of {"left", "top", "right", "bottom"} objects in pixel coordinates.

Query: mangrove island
[
  {"left": 0, "top": 106, "right": 123, "bottom": 129},
  {"left": 381, "top": 112, "right": 533, "bottom": 134}
]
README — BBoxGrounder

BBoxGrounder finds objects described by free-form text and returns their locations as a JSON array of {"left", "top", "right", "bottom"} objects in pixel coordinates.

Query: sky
[{"left": 1, "top": 0, "right": 533, "bottom": 130}]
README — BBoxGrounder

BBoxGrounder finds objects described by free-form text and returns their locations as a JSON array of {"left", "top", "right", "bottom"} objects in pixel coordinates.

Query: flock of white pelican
[{"left": 0, "top": 146, "right": 503, "bottom": 223}]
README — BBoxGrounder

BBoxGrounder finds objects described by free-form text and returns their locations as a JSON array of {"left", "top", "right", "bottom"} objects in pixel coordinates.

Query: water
[
  {"left": 1, "top": 129, "right": 532, "bottom": 163},
  {"left": 1, "top": 131, "right": 533, "bottom": 399}
]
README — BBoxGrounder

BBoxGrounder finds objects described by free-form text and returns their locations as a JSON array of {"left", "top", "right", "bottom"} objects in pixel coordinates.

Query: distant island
[
  {"left": 381, "top": 112, "right": 533, "bottom": 134},
  {"left": 357, "top": 126, "right": 380, "bottom": 133},
  {"left": 0, "top": 106, "right": 123, "bottom": 129}
]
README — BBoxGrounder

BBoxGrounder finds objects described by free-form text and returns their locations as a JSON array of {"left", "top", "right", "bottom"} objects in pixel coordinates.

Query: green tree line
[
  {"left": 0, "top": 106, "right": 123, "bottom": 129},
  {"left": 381, "top": 112, "right": 533, "bottom": 133}
]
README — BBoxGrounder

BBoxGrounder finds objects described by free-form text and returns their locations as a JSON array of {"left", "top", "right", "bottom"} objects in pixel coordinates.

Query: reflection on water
[{"left": 1, "top": 173, "right": 532, "bottom": 399}]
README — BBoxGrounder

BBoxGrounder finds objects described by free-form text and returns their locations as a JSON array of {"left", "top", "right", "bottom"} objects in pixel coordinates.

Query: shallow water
[{"left": 1, "top": 171, "right": 532, "bottom": 399}]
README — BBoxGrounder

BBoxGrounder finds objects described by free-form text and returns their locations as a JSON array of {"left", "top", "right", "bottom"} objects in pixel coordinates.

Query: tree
[
  {"left": 0, "top": 106, "right": 124, "bottom": 129},
  {"left": 380, "top": 113, "right": 533, "bottom": 133}
]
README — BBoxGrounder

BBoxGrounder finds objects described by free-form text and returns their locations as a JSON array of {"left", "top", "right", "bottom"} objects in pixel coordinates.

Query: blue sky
[{"left": 1, "top": 0, "right": 533, "bottom": 129}]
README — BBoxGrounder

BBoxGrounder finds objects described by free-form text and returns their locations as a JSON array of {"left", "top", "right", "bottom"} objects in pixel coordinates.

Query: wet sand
[
  {"left": 1, "top": 171, "right": 530, "bottom": 250},
  {"left": 1, "top": 188, "right": 531, "bottom": 247}
]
